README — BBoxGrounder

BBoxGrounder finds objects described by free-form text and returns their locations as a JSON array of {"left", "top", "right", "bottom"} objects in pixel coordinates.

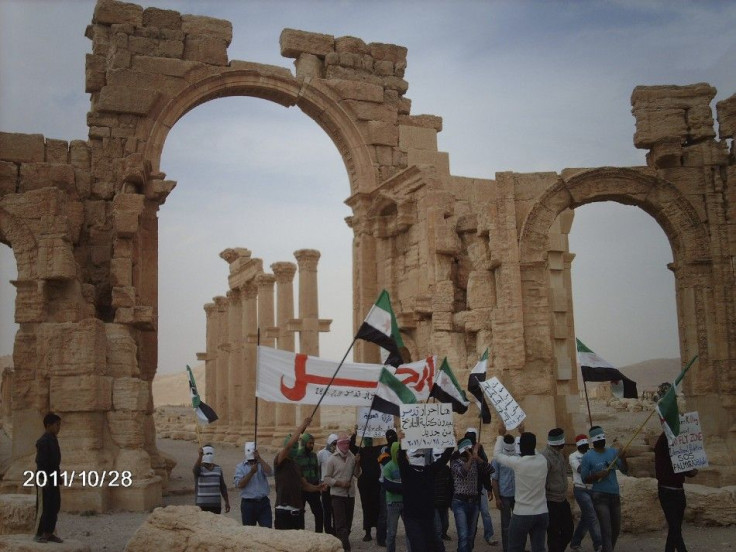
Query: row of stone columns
[{"left": 198, "top": 248, "right": 331, "bottom": 444}]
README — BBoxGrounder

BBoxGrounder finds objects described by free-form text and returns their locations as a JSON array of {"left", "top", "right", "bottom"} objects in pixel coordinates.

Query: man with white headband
[
  {"left": 580, "top": 426, "right": 628, "bottom": 552},
  {"left": 194, "top": 444, "right": 230, "bottom": 514},
  {"left": 541, "top": 428, "right": 573, "bottom": 552},
  {"left": 234, "top": 440, "right": 273, "bottom": 527},
  {"left": 491, "top": 432, "right": 518, "bottom": 552},
  {"left": 569, "top": 434, "right": 602, "bottom": 552}
]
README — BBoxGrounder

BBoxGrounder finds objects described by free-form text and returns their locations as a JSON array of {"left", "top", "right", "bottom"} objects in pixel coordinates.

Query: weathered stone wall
[{"left": 0, "top": 0, "right": 733, "bottom": 512}]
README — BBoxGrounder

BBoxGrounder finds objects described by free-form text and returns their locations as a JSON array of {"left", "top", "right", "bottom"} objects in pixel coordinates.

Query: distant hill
[
  {"left": 618, "top": 358, "right": 681, "bottom": 390},
  {"left": 152, "top": 363, "right": 205, "bottom": 407}
]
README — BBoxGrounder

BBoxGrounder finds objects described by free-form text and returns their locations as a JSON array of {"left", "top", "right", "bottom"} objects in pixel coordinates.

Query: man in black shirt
[{"left": 35, "top": 413, "right": 63, "bottom": 543}]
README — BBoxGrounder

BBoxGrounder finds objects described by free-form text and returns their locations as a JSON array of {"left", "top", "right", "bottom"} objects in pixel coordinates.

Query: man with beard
[
  {"left": 399, "top": 445, "right": 454, "bottom": 552},
  {"left": 273, "top": 417, "right": 326, "bottom": 530},
  {"left": 541, "top": 427, "right": 574, "bottom": 552},
  {"left": 323, "top": 432, "right": 362, "bottom": 550},
  {"left": 318, "top": 433, "right": 338, "bottom": 535},
  {"left": 569, "top": 433, "right": 602, "bottom": 552},
  {"left": 581, "top": 426, "right": 628, "bottom": 552},
  {"left": 296, "top": 432, "right": 324, "bottom": 532}
]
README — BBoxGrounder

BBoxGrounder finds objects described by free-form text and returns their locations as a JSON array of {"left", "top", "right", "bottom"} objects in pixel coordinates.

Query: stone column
[
  {"left": 293, "top": 249, "right": 332, "bottom": 425},
  {"left": 213, "top": 295, "right": 229, "bottom": 436},
  {"left": 202, "top": 302, "right": 217, "bottom": 439},
  {"left": 226, "top": 289, "right": 243, "bottom": 441},
  {"left": 271, "top": 262, "right": 297, "bottom": 429},
  {"left": 241, "top": 283, "right": 259, "bottom": 433},
  {"left": 256, "top": 274, "right": 276, "bottom": 436}
]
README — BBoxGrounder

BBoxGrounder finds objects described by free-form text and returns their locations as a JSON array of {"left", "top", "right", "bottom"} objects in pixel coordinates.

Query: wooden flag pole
[
  {"left": 309, "top": 337, "right": 357, "bottom": 419},
  {"left": 603, "top": 408, "right": 657, "bottom": 475},
  {"left": 583, "top": 379, "right": 593, "bottom": 429}
]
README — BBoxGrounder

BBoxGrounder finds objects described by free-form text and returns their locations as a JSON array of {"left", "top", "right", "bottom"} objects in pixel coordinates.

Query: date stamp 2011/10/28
[{"left": 23, "top": 470, "right": 132, "bottom": 488}]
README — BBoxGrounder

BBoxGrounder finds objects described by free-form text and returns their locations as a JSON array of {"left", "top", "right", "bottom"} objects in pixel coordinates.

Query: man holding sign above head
[
  {"left": 492, "top": 423, "right": 548, "bottom": 552},
  {"left": 654, "top": 431, "right": 698, "bottom": 552},
  {"left": 451, "top": 438, "right": 487, "bottom": 552}
]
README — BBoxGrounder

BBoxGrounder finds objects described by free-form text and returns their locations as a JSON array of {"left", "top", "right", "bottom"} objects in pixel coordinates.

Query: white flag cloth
[{"left": 256, "top": 346, "right": 438, "bottom": 406}]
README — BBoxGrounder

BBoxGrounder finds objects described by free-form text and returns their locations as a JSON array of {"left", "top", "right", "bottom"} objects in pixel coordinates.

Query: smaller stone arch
[{"left": 519, "top": 167, "right": 710, "bottom": 268}]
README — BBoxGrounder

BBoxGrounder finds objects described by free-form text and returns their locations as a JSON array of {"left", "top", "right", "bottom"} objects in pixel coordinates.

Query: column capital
[
  {"left": 242, "top": 282, "right": 259, "bottom": 299},
  {"left": 255, "top": 273, "right": 276, "bottom": 289},
  {"left": 271, "top": 261, "right": 297, "bottom": 283},
  {"left": 219, "top": 247, "right": 251, "bottom": 264},
  {"left": 214, "top": 295, "right": 228, "bottom": 310},
  {"left": 294, "top": 248, "right": 321, "bottom": 270},
  {"left": 203, "top": 302, "right": 216, "bottom": 315},
  {"left": 226, "top": 288, "right": 241, "bottom": 301}
]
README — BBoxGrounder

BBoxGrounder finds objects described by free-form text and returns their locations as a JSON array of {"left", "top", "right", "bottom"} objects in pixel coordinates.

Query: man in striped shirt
[{"left": 193, "top": 445, "right": 230, "bottom": 514}]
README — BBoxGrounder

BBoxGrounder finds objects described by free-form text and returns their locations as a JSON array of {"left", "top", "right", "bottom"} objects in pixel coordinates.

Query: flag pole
[
  {"left": 254, "top": 328, "right": 260, "bottom": 448},
  {"left": 603, "top": 408, "right": 656, "bottom": 475},
  {"left": 309, "top": 337, "right": 358, "bottom": 419},
  {"left": 583, "top": 379, "right": 593, "bottom": 428}
]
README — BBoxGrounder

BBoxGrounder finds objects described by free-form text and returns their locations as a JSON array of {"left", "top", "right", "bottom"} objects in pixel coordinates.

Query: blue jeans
[
  {"left": 508, "top": 512, "right": 548, "bottom": 552},
  {"left": 434, "top": 508, "right": 449, "bottom": 552},
  {"left": 386, "top": 501, "right": 410, "bottom": 552},
  {"left": 572, "top": 487, "right": 602, "bottom": 550},
  {"left": 240, "top": 496, "right": 272, "bottom": 527},
  {"left": 451, "top": 497, "right": 480, "bottom": 552},
  {"left": 592, "top": 492, "right": 621, "bottom": 552},
  {"left": 478, "top": 492, "right": 495, "bottom": 541}
]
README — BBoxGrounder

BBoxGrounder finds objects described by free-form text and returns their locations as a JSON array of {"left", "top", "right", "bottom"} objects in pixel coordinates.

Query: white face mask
[{"left": 408, "top": 449, "right": 427, "bottom": 467}]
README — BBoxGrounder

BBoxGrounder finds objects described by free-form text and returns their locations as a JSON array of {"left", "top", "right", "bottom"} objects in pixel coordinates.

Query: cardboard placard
[
  {"left": 479, "top": 377, "right": 526, "bottom": 430},
  {"left": 399, "top": 403, "right": 455, "bottom": 449},
  {"left": 357, "top": 407, "right": 394, "bottom": 438},
  {"left": 668, "top": 411, "right": 709, "bottom": 473}
]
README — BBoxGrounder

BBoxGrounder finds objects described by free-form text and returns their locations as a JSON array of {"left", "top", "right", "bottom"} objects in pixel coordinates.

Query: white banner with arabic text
[{"left": 256, "top": 346, "right": 437, "bottom": 406}]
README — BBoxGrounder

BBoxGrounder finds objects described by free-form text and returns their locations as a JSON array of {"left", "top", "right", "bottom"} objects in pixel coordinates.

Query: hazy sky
[{"left": 1, "top": 0, "right": 734, "bottom": 374}]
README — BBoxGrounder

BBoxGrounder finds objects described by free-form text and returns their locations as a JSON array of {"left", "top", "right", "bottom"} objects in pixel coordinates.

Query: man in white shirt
[
  {"left": 492, "top": 423, "right": 548, "bottom": 552},
  {"left": 317, "top": 433, "right": 338, "bottom": 535}
]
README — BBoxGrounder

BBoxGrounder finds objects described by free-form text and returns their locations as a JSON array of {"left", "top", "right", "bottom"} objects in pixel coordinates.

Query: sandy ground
[{"left": 55, "top": 426, "right": 736, "bottom": 552}]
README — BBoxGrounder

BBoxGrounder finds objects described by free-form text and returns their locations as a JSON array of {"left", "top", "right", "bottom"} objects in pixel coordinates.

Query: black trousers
[
  {"left": 274, "top": 507, "right": 305, "bottom": 530},
  {"left": 303, "top": 490, "right": 324, "bottom": 532},
  {"left": 658, "top": 487, "right": 688, "bottom": 552},
  {"left": 321, "top": 489, "right": 335, "bottom": 535},
  {"left": 36, "top": 483, "right": 60, "bottom": 536},
  {"left": 546, "top": 499, "right": 573, "bottom": 552}
]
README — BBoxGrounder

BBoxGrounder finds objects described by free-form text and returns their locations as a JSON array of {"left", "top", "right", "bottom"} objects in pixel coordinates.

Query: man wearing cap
[
  {"left": 318, "top": 433, "right": 339, "bottom": 535},
  {"left": 541, "top": 428, "right": 574, "bottom": 552},
  {"left": 492, "top": 423, "right": 548, "bottom": 552},
  {"left": 451, "top": 438, "right": 485, "bottom": 552},
  {"left": 274, "top": 417, "right": 327, "bottom": 530},
  {"left": 491, "top": 433, "right": 518, "bottom": 552},
  {"left": 581, "top": 426, "right": 627, "bottom": 552},
  {"left": 324, "top": 431, "right": 362, "bottom": 551},
  {"left": 194, "top": 445, "right": 230, "bottom": 514},
  {"left": 296, "top": 432, "right": 324, "bottom": 532},
  {"left": 569, "top": 434, "right": 602, "bottom": 552},
  {"left": 234, "top": 441, "right": 273, "bottom": 527}
]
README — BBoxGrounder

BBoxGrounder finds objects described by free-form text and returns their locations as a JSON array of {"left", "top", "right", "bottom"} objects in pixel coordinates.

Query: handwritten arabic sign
[
  {"left": 478, "top": 377, "right": 526, "bottom": 430},
  {"left": 399, "top": 403, "right": 455, "bottom": 449},
  {"left": 357, "top": 407, "right": 394, "bottom": 438},
  {"left": 256, "top": 346, "right": 437, "bottom": 406},
  {"left": 668, "top": 411, "right": 708, "bottom": 473}
]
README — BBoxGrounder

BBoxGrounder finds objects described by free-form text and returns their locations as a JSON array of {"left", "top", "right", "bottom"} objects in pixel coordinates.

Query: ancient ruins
[{"left": 0, "top": 0, "right": 734, "bottom": 512}]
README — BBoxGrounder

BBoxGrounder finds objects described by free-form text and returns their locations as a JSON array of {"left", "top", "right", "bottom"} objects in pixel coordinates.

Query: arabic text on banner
[
  {"left": 357, "top": 407, "right": 395, "bottom": 438},
  {"left": 399, "top": 403, "right": 456, "bottom": 449},
  {"left": 668, "top": 411, "right": 709, "bottom": 473},
  {"left": 256, "top": 346, "right": 437, "bottom": 407},
  {"left": 478, "top": 377, "right": 526, "bottom": 430}
]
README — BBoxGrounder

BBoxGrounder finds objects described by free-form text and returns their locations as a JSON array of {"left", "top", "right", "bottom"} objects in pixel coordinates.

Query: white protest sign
[
  {"left": 478, "top": 377, "right": 526, "bottom": 430},
  {"left": 357, "top": 407, "right": 394, "bottom": 438},
  {"left": 668, "top": 411, "right": 708, "bottom": 473},
  {"left": 399, "top": 403, "right": 455, "bottom": 449}
]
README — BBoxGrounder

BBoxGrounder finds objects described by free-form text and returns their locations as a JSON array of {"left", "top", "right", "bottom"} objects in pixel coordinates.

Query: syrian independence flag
[
  {"left": 371, "top": 366, "right": 417, "bottom": 416},
  {"left": 356, "top": 289, "right": 405, "bottom": 367},
  {"left": 657, "top": 355, "right": 698, "bottom": 443},
  {"left": 187, "top": 365, "right": 218, "bottom": 425},
  {"left": 430, "top": 357, "right": 470, "bottom": 414},
  {"left": 467, "top": 349, "right": 492, "bottom": 423},
  {"left": 577, "top": 338, "right": 638, "bottom": 399}
]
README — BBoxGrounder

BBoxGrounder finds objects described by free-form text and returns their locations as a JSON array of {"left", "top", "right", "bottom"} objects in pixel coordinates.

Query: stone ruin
[
  {"left": 0, "top": 0, "right": 734, "bottom": 511},
  {"left": 198, "top": 247, "right": 333, "bottom": 445}
]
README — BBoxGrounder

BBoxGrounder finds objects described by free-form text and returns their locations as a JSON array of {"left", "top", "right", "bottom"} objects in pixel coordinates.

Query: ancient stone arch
[{"left": 0, "top": 0, "right": 734, "bottom": 511}]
